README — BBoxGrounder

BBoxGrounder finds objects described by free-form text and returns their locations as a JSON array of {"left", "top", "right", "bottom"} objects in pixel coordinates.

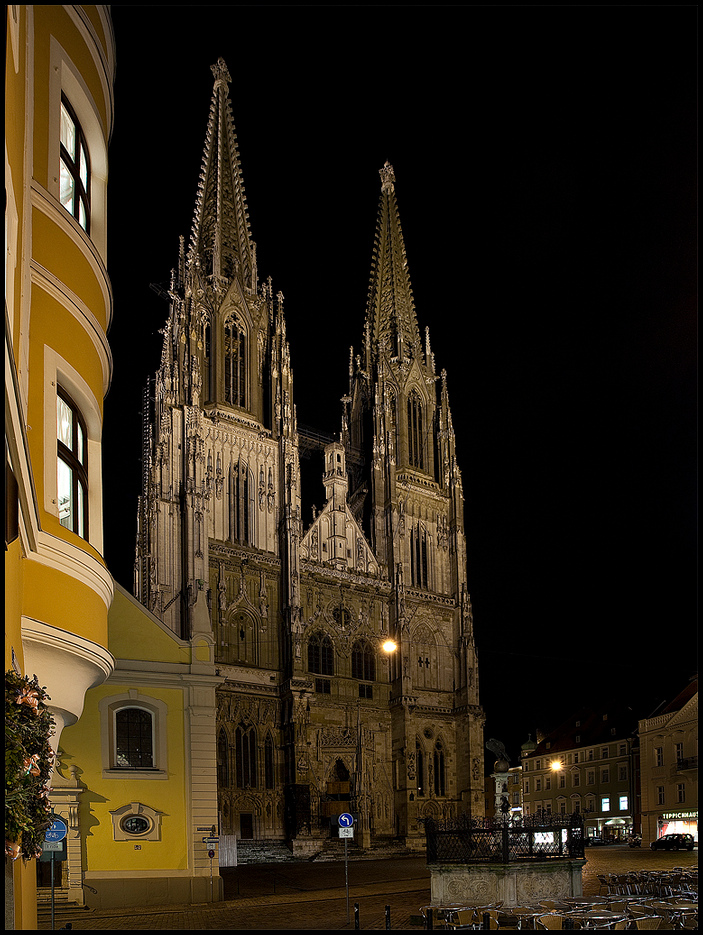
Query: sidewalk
[{"left": 38, "top": 857, "right": 431, "bottom": 930}]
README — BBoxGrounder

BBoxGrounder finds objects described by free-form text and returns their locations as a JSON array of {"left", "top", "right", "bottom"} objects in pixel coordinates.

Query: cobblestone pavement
[{"left": 37, "top": 847, "right": 697, "bottom": 930}]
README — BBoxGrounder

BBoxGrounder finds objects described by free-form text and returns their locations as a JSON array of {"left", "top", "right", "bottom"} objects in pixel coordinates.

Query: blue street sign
[
  {"left": 45, "top": 818, "right": 68, "bottom": 843},
  {"left": 338, "top": 812, "right": 354, "bottom": 828}
]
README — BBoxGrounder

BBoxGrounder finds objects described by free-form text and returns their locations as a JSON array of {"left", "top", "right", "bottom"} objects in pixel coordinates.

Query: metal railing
[{"left": 422, "top": 813, "right": 585, "bottom": 864}]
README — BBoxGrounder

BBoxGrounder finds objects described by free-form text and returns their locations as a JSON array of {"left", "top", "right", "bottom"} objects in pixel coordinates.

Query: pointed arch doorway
[{"left": 325, "top": 758, "right": 352, "bottom": 837}]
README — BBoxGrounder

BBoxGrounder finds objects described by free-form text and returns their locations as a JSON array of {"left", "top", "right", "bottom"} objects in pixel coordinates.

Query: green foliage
[{"left": 5, "top": 670, "right": 56, "bottom": 860}]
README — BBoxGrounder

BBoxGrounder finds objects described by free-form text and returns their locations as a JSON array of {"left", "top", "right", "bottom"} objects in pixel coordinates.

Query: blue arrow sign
[
  {"left": 338, "top": 812, "right": 354, "bottom": 828},
  {"left": 45, "top": 817, "right": 68, "bottom": 843}
]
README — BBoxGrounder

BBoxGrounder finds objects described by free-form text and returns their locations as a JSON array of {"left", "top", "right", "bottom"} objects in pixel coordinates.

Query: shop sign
[{"left": 663, "top": 810, "right": 698, "bottom": 820}]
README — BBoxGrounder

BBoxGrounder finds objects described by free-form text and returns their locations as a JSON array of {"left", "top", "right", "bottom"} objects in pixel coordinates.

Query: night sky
[{"left": 103, "top": 6, "right": 697, "bottom": 762}]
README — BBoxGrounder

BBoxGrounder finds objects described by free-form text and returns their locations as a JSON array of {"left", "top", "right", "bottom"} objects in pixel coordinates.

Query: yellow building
[
  {"left": 5, "top": 6, "right": 115, "bottom": 929},
  {"left": 638, "top": 677, "right": 698, "bottom": 846},
  {"left": 57, "top": 583, "right": 222, "bottom": 908}
]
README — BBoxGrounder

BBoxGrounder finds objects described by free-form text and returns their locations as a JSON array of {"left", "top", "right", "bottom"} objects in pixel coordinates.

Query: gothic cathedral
[{"left": 135, "top": 59, "right": 484, "bottom": 855}]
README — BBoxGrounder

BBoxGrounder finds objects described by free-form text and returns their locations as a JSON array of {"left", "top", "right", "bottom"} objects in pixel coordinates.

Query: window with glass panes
[
  {"left": 57, "top": 388, "right": 88, "bottom": 538},
  {"left": 115, "top": 708, "right": 153, "bottom": 768},
  {"left": 60, "top": 94, "right": 90, "bottom": 232}
]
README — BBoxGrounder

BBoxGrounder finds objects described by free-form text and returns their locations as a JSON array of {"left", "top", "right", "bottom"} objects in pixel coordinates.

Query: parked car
[
  {"left": 650, "top": 833, "right": 695, "bottom": 851},
  {"left": 628, "top": 834, "right": 642, "bottom": 847}
]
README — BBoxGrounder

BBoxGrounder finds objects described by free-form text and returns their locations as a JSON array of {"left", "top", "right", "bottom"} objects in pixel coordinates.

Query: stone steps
[
  {"left": 235, "top": 840, "right": 298, "bottom": 863},
  {"left": 235, "top": 837, "right": 413, "bottom": 863}
]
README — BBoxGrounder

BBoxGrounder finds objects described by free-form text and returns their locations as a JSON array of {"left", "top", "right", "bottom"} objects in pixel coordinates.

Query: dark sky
[{"left": 104, "top": 6, "right": 697, "bottom": 761}]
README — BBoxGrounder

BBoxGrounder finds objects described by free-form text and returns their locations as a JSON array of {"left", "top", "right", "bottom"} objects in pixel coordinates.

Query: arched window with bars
[{"left": 224, "top": 315, "right": 246, "bottom": 407}]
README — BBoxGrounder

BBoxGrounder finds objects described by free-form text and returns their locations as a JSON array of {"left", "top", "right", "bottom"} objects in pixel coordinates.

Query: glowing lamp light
[
  {"left": 382, "top": 640, "right": 397, "bottom": 653},
  {"left": 550, "top": 760, "right": 563, "bottom": 771}
]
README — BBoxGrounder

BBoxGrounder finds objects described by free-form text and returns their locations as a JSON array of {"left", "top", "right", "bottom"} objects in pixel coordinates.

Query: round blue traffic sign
[
  {"left": 338, "top": 813, "right": 354, "bottom": 828},
  {"left": 45, "top": 817, "right": 68, "bottom": 843}
]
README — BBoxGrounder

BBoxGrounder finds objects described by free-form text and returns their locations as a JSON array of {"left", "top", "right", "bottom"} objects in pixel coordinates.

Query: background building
[
  {"left": 134, "top": 59, "right": 485, "bottom": 856},
  {"left": 521, "top": 706, "right": 639, "bottom": 842},
  {"left": 638, "top": 677, "right": 698, "bottom": 846},
  {"left": 5, "top": 6, "right": 115, "bottom": 928}
]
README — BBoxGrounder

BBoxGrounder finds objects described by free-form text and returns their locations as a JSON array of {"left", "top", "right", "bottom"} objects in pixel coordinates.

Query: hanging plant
[{"left": 5, "top": 670, "right": 56, "bottom": 860}]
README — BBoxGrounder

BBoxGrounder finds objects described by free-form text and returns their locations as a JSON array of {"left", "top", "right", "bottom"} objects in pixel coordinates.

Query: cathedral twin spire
[
  {"left": 364, "top": 161, "right": 423, "bottom": 367},
  {"left": 188, "top": 59, "right": 431, "bottom": 402},
  {"left": 188, "top": 57, "right": 256, "bottom": 293}
]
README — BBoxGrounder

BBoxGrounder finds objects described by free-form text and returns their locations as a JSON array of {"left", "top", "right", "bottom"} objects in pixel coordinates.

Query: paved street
[{"left": 38, "top": 846, "right": 697, "bottom": 930}]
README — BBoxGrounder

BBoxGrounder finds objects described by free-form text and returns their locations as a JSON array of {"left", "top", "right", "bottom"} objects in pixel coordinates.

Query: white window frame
[
  {"left": 47, "top": 36, "right": 109, "bottom": 260},
  {"left": 43, "top": 347, "right": 104, "bottom": 554},
  {"left": 98, "top": 691, "right": 168, "bottom": 779}
]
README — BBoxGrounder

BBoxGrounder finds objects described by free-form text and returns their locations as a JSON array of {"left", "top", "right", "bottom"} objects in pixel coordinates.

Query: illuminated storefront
[{"left": 658, "top": 809, "right": 698, "bottom": 842}]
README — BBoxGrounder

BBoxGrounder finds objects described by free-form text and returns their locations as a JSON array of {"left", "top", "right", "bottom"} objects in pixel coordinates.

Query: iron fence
[{"left": 422, "top": 813, "right": 585, "bottom": 864}]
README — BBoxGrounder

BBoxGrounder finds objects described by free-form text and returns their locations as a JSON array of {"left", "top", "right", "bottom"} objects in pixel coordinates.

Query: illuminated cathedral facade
[{"left": 135, "top": 58, "right": 484, "bottom": 854}]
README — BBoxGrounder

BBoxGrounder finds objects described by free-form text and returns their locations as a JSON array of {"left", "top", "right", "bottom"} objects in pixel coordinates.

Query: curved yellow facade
[{"left": 5, "top": 6, "right": 116, "bottom": 929}]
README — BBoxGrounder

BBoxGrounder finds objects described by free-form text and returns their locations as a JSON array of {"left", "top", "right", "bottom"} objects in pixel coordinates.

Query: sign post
[
  {"left": 43, "top": 817, "right": 68, "bottom": 931},
  {"left": 338, "top": 812, "right": 354, "bottom": 923},
  {"left": 202, "top": 836, "right": 218, "bottom": 901}
]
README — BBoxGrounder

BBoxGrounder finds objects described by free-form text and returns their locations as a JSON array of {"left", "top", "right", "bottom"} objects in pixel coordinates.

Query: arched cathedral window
[
  {"left": 229, "top": 460, "right": 255, "bottom": 545},
  {"left": 411, "top": 523, "right": 430, "bottom": 589},
  {"left": 434, "top": 740, "right": 446, "bottom": 796},
  {"left": 264, "top": 732, "right": 275, "bottom": 790},
  {"left": 217, "top": 728, "right": 229, "bottom": 787},
  {"left": 416, "top": 740, "right": 425, "bottom": 797},
  {"left": 203, "top": 320, "right": 212, "bottom": 403},
  {"left": 235, "top": 722, "right": 257, "bottom": 788},
  {"left": 351, "top": 639, "right": 375, "bottom": 682},
  {"left": 308, "top": 631, "right": 334, "bottom": 676},
  {"left": 224, "top": 316, "right": 246, "bottom": 407},
  {"left": 407, "top": 391, "right": 424, "bottom": 470}
]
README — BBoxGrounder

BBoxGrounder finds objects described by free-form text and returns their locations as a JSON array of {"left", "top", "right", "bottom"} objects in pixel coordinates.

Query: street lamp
[
  {"left": 550, "top": 760, "right": 563, "bottom": 772},
  {"left": 382, "top": 639, "right": 397, "bottom": 654}
]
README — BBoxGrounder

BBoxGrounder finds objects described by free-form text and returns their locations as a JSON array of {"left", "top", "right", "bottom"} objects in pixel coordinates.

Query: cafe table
[
  {"left": 568, "top": 908, "right": 628, "bottom": 929},
  {"left": 504, "top": 906, "right": 547, "bottom": 929},
  {"left": 564, "top": 896, "right": 608, "bottom": 906}
]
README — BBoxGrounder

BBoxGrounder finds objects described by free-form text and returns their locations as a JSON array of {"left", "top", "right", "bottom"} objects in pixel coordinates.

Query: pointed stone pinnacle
[
  {"left": 380, "top": 161, "right": 395, "bottom": 192},
  {"left": 211, "top": 57, "right": 231, "bottom": 87}
]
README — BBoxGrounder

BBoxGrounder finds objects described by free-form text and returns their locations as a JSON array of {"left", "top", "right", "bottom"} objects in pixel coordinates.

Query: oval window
[{"left": 121, "top": 815, "right": 150, "bottom": 835}]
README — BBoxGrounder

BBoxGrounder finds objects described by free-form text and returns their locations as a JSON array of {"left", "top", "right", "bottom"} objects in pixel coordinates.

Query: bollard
[
  {"left": 385, "top": 904, "right": 391, "bottom": 930},
  {"left": 354, "top": 902, "right": 360, "bottom": 930}
]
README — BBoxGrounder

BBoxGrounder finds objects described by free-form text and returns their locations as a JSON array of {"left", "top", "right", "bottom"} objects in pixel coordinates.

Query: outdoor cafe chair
[
  {"left": 535, "top": 914, "right": 570, "bottom": 930},
  {"left": 632, "top": 919, "right": 663, "bottom": 930},
  {"left": 445, "top": 908, "right": 476, "bottom": 929}
]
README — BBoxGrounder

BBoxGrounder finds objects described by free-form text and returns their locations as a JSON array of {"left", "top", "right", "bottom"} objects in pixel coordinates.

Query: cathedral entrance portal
[
  {"left": 239, "top": 812, "right": 253, "bottom": 839},
  {"left": 325, "top": 759, "right": 352, "bottom": 837}
]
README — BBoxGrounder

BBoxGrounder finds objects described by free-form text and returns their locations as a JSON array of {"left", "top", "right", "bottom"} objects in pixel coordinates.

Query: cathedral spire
[
  {"left": 187, "top": 58, "right": 256, "bottom": 292},
  {"left": 364, "top": 162, "right": 421, "bottom": 364}
]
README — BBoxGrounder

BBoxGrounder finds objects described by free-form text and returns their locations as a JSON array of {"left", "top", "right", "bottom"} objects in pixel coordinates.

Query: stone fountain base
[{"left": 429, "top": 858, "right": 586, "bottom": 908}]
